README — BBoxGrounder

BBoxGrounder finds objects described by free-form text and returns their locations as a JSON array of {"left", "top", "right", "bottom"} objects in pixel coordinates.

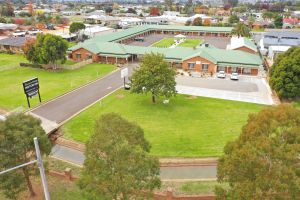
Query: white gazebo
[{"left": 174, "top": 34, "right": 186, "bottom": 45}]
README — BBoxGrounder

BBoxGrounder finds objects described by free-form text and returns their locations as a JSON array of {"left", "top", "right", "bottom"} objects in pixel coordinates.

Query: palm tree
[{"left": 231, "top": 23, "right": 251, "bottom": 37}]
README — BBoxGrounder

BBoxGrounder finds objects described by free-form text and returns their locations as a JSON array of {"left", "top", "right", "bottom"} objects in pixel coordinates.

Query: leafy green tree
[
  {"left": 270, "top": 47, "right": 300, "bottom": 99},
  {"left": 185, "top": 20, "right": 191, "bottom": 26},
  {"left": 69, "top": 22, "right": 85, "bottom": 34},
  {"left": 231, "top": 23, "right": 251, "bottom": 37},
  {"left": 223, "top": 0, "right": 239, "bottom": 7},
  {"left": 130, "top": 53, "right": 176, "bottom": 103},
  {"left": 274, "top": 15, "right": 283, "bottom": 28},
  {"left": 192, "top": 17, "right": 202, "bottom": 26},
  {"left": 165, "top": 0, "right": 173, "bottom": 11},
  {"left": 79, "top": 113, "right": 161, "bottom": 200},
  {"left": 23, "top": 34, "right": 68, "bottom": 69},
  {"left": 262, "top": 11, "right": 275, "bottom": 20},
  {"left": 228, "top": 15, "right": 239, "bottom": 24},
  {"left": 0, "top": 17, "right": 6, "bottom": 23},
  {"left": 0, "top": 113, "right": 52, "bottom": 199},
  {"left": 216, "top": 104, "right": 300, "bottom": 200}
]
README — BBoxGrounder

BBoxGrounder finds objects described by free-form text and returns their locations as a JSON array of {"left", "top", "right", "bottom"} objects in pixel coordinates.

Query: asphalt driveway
[{"left": 176, "top": 76, "right": 274, "bottom": 105}]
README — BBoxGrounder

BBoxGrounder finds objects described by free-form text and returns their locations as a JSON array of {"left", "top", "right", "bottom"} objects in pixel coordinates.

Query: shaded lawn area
[
  {"left": 152, "top": 38, "right": 175, "bottom": 48},
  {"left": 178, "top": 39, "right": 202, "bottom": 47},
  {"left": 0, "top": 63, "right": 117, "bottom": 110},
  {"left": 160, "top": 181, "right": 228, "bottom": 195},
  {"left": 63, "top": 90, "right": 265, "bottom": 157},
  {"left": 0, "top": 53, "right": 28, "bottom": 71}
]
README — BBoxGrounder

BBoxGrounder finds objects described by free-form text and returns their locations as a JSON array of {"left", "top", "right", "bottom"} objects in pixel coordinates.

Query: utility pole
[{"left": 0, "top": 137, "right": 51, "bottom": 200}]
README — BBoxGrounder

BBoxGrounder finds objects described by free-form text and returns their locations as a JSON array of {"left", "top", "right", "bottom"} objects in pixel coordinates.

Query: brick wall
[
  {"left": 70, "top": 48, "right": 96, "bottom": 62},
  {"left": 182, "top": 56, "right": 216, "bottom": 73},
  {"left": 234, "top": 46, "right": 257, "bottom": 54}
]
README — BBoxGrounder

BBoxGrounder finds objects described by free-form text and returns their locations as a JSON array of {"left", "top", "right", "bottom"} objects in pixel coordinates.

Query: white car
[
  {"left": 230, "top": 72, "right": 239, "bottom": 80},
  {"left": 12, "top": 30, "right": 26, "bottom": 37},
  {"left": 217, "top": 71, "right": 226, "bottom": 78},
  {"left": 28, "top": 29, "right": 43, "bottom": 35}
]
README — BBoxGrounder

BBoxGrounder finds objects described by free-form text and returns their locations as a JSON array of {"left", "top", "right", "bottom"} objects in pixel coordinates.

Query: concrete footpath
[{"left": 51, "top": 144, "right": 217, "bottom": 181}]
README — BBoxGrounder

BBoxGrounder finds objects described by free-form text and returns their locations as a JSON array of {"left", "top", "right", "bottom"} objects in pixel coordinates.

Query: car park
[
  {"left": 217, "top": 71, "right": 226, "bottom": 78},
  {"left": 230, "top": 72, "right": 239, "bottom": 80}
]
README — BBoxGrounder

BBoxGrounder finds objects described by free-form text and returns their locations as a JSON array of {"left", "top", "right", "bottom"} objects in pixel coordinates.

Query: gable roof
[
  {"left": 69, "top": 25, "right": 262, "bottom": 68},
  {"left": 228, "top": 37, "right": 257, "bottom": 52}
]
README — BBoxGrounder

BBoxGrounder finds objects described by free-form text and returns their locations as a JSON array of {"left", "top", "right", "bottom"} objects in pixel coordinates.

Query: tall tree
[
  {"left": 274, "top": 15, "right": 283, "bottom": 28},
  {"left": 228, "top": 15, "right": 239, "bottom": 24},
  {"left": 223, "top": 0, "right": 239, "bottom": 7},
  {"left": 192, "top": 17, "right": 202, "bottom": 26},
  {"left": 69, "top": 22, "right": 85, "bottom": 34},
  {"left": 164, "top": 0, "right": 173, "bottom": 11},
  {"left": 231, "top": 23, "right": 251, "bottom": 37},
  {"left": 0, "top": 113, "right": 52, "bottom": 199},
  {"left": 130, "top": 53, "right": 176, "bottom": 103},
  {"left": 79, "top": 113, "right": 161, "bottom": 200},
  {"left": 216, "top": 104, "right": 300, "bottom": 200},
  {"left": 270, "top": 47, "right": 300, "bottom": 99},
  {"left": 69, "top": 22, "right": 85, "bottom": 40},
  {"left": 23, "top": 34, "right": 68, "bottom": 69}
]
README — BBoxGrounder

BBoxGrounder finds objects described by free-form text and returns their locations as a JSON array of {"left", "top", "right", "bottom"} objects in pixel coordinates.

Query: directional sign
[
  {"left": 22, "top": 77, "right": 41, "bottom": 108},
  {"left": 121, "top": 68, "right": 128, "bottom": 78}
]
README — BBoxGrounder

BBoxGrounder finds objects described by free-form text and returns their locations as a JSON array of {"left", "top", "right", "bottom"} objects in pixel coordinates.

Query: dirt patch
[
  {"left": 0, "top": 108, "right": 8, "bottom": 115},
  {"left": 116, "top": 94, "right": 125, "bottom": 99}
]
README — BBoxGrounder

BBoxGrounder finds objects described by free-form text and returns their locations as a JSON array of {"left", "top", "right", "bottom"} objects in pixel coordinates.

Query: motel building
[{"left": 68, "top": 25, "right": 263, "bottom": 76}]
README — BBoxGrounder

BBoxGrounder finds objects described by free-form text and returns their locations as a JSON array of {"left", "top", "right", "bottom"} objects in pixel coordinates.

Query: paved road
[
  {"left": 51, "top": 145, "right": 217, "bottom": 180},
  {"left": 29, "top": 65, "right": 135, "bottom": 133}
]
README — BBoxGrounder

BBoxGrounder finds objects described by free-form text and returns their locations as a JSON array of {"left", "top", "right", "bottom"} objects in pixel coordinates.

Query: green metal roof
[
  {"left": 69, "top": 25, "right": 262, "bottom": 68},
  {"left": 243, "top": 38, "right": 258, "bottom": 52}
]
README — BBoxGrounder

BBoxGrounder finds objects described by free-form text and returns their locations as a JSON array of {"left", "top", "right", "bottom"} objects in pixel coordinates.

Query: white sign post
[{"left": 121, "top": 68, "right": 128, "bottom": 87}]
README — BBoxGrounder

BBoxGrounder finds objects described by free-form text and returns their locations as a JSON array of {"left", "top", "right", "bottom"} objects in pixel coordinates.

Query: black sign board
[{"left": 23, "top": 77, "right": 41, "bottom": 108}]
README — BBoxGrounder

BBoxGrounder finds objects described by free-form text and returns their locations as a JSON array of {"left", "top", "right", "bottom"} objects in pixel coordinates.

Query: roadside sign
[
  {"left": 22, "top": 77, "right": 41, "bottom": 108},
  {"left": 121, "top": 68, "right": 128, "bottom": 78}
]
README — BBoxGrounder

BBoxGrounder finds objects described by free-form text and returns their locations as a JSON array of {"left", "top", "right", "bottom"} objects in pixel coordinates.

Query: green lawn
[
  {"left": 151, "top": 38, "right": 175, "bottom": 48},
  {"left": 0, "top": 53, "right": 28, "bottom": 71},
  {"left": 63, "top": 90, "right": 265, "bottom": 157},
  {"left": 160, "top": 181, "right": 229, "bottom": 195},
  {"left": 178, "top": 39, "right": 202, "bottom": 47},
  {"left": 0, "top": 63, "right": 117, "bottom": 111}
]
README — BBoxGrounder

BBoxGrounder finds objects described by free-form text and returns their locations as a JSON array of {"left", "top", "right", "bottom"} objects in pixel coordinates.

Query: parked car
[
  {"left": 217, "top": 71, "right": 226, "bottom": 78},
  {"left": 28, "top": 29, "right": 43, "bottom": 35},
  {"left": 46, "top": 23, "right": 55, "bottom": 30},
  {"left": 12, "top": 30, "right": 26, "bottom": 37},
  {"left": 230, "top": 72, "right": 239, "bottom": 80}
]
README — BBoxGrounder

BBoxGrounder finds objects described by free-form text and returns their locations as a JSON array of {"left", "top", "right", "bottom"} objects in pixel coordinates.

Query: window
[
  {"left": 87, "top": 54, "right": 92, "bottom": 59},
  {"left": 243, "top": 68, "right": 251, "bottom": 74},
  {"left": 218, "top": 66, "right": 225, "bottom": 71},
  {"left": 76, "top": 54, "right": 81, "bottom": 59},
  {"left": 188, "top": 62, "right": 195, "bottom": 70},
  {"left": 202, "top": 64, "right": 209, "bottom": 71}
]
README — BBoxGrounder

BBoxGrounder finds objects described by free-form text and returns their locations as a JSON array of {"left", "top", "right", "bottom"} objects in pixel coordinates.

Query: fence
[
  {"left": 48, "top": 168, "right": 216, "bottom": 200},
  {"left": 61, "top": 59, "right": 93, "bottom": 70}
]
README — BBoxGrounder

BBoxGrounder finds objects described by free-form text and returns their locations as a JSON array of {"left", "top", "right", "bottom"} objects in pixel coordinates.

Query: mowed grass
[
  {"left": 0, "top": 53, "right": 28, "bottom": 71},
  {"left": 0, "top": 63, "right": 117, "bottom": 110},
  {"left": 178, "top": 39, "right": 202, "bottom": 47},
  {"left": 152, "top": 38, "right": 175, "bottom": 48},
  {"left": 63, "top": 90, "right": 265, "bottom": 157}
]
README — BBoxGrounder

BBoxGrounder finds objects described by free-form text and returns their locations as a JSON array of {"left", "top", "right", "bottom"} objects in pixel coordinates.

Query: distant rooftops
[
  {"left": 263, "top": 31, "right": 300, "bottom": 47},
  {"left": 0, "top": 37, "right": 27, "bottom": 47}
]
